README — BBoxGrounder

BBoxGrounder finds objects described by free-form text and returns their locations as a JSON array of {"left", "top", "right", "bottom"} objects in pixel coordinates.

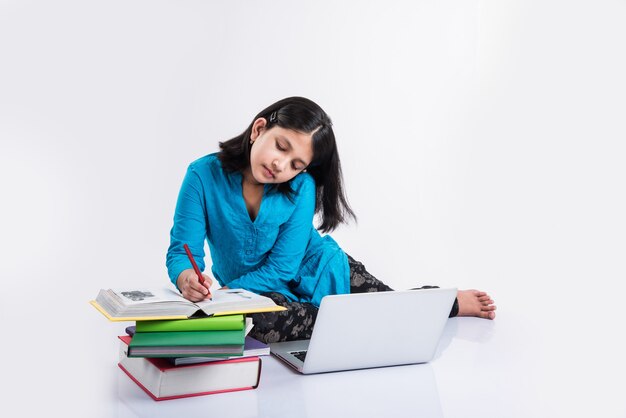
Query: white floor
[{"left": 6, "top": 297, "right": 624, "bottom": 418}]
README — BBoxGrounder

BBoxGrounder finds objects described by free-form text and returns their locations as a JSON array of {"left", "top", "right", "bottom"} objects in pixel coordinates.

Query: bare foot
[{"left": 457, "top": 290, "right": 496, "bottom": 320}]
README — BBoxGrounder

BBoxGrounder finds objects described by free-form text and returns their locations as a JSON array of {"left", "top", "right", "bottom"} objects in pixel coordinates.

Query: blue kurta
[{"left": 166, "top": 153, "right": 349, "bottom": 306}]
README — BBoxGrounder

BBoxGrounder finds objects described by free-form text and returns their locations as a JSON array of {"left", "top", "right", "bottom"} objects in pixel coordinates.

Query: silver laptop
[{"left": 270, "top": 288, "right": 457, "bottom": 374}]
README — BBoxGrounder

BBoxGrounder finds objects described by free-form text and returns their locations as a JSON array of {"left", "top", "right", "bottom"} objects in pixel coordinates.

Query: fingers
[
  {"left": 201, "top": 273, "right": 213, "bottom": 288},
  {"left": 186, "top": 280, "right": 210, "bottom": 301},
  {"left": 177, "top": 269, "right": 211, "bottom": 302}
]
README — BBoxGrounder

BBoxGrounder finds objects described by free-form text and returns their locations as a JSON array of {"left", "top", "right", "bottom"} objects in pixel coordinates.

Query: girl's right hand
[{"left": 176, "top": 268, "right": 213, "bottom": 302}]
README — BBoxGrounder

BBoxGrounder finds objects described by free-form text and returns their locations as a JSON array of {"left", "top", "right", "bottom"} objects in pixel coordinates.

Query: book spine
[
  {"left": 135, "top": 315, "right": 244, "bottom": 332},
  {"left": 127, "top": 348, "right": 242, "bottom": 359},
  {"left": 129, "top": 329, "right": 245, "bottom": 347}
]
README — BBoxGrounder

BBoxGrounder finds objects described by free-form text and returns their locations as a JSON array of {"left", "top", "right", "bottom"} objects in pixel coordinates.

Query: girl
[{"left": 166, "top": 97, "right": 496, "bottom": 344}]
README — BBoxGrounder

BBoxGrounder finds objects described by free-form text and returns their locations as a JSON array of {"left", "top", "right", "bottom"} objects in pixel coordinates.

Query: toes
[
  {"left": 481, "top": 305, "right": 497, "bottom": 311},
  {"left": 480, "top": 310, "right": 496, "bottom": 320}
]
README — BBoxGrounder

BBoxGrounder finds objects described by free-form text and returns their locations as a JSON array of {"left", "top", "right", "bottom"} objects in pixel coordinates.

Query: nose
[{"left": 271, "top": 159, "right": 285, "bottom": 173}]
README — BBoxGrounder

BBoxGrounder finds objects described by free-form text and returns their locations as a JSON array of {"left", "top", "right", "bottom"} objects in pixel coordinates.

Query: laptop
[{"left": 270, "top": 288, "right": 457, "bottom": 374}]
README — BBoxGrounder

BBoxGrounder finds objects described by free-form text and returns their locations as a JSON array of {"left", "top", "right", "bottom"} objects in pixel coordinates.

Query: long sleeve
[{"left": 166, "top": 165, "right": 208, "bottom": 286}]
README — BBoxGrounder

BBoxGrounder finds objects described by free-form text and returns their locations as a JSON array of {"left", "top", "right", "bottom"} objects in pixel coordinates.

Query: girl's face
[{"left": 247, "top": 117, "right": 314, "bottom": 185}]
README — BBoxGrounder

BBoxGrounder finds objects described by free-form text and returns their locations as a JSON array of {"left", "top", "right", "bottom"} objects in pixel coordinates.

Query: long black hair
[{"left": 219, "top": 96, "right": 355, "bottom": 233}]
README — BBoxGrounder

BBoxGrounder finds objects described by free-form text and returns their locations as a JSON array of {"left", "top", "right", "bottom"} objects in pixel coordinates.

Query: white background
[{"left": 1, "top": 1, "right": 625, "bottom": 417}]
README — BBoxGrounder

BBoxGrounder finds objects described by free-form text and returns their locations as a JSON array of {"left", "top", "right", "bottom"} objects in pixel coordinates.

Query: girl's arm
[
  {"left": 226, "top": 176, "right": 316, "bottom": 296},
  {"left": 166, "top": 166, "right": 210, "bottom": 289}
]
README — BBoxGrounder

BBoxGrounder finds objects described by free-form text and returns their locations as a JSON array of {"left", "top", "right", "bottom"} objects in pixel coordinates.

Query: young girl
[{"left": 166, "top": 97, "right": 496, "bottom": 344}]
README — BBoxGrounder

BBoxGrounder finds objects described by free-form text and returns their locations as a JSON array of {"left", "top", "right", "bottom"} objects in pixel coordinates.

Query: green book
[
  {"left": 128, "top": 328, "right": 245, "bottom": 358},
  {"left": 135, "top": 314, "right": 244, "bottom": 333}
]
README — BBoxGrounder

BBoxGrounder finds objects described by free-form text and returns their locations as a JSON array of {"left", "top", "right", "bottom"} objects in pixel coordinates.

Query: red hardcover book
[{"left": 117, "top": 336, "right": 262, "bottom": 401}]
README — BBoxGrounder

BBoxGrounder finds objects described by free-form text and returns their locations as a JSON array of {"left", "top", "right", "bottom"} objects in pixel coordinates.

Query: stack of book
[
  {"left": 126, "top": 315, "right": 248, "bottom": 358},
  {"left": 91, "top": 287, "right": 283, "bottom": 401}
]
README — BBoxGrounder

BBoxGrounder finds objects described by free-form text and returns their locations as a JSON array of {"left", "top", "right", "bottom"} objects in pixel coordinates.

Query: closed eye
[{"left": 275, "top": 140, "right": 286, "bottom": 151}]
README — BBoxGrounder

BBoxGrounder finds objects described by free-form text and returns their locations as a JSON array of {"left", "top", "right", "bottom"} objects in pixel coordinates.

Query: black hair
[{"left": 218, "top": 96, "right": 356, "bottom": 233}]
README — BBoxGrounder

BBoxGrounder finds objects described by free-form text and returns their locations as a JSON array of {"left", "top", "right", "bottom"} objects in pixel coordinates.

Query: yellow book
[{"left": 90, "top": 288, "right": 286, "bottom": 322}]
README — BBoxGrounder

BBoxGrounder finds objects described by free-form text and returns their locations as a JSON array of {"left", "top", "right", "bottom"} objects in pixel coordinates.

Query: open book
[{"left": 91, "top": 288, "right": 286, "bottom": 321}]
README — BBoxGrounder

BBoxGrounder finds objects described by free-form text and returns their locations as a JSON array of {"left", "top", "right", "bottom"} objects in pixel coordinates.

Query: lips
[{"left": 262, "top": 165, "right": 275, "bottom": 179}]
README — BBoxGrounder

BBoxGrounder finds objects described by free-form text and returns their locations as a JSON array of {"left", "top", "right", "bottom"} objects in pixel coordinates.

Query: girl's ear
[{"left": 250, "top": 117, "right": 268, "bottom": 141}]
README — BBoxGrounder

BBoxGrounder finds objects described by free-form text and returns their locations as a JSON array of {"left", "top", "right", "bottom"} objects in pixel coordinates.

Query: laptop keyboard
[{"left": 290, "top": 350, "right": 308, "bottom": 362}]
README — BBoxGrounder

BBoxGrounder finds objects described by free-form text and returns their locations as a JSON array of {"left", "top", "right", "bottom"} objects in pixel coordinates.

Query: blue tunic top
[{"left": 166, "top": 153, "right": 350, "bottom": 307}]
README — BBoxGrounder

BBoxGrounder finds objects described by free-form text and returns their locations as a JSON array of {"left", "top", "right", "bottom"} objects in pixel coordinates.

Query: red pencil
[{"left": 183, "top": 243, "right": 212, "bottom": 300}]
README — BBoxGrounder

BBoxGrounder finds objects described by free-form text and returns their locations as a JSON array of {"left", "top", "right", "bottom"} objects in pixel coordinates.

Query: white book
[
  {"left": 91, "top": 287, "right": 285, "bottom": 321},
  {"left": 117, "top": 337, "right": 262, "bottom": 401}
]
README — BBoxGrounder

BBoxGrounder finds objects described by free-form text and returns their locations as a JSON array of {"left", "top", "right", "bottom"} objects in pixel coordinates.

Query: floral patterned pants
[{"left": 249, "top": 254, "right": 457, "bottom": 344}]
